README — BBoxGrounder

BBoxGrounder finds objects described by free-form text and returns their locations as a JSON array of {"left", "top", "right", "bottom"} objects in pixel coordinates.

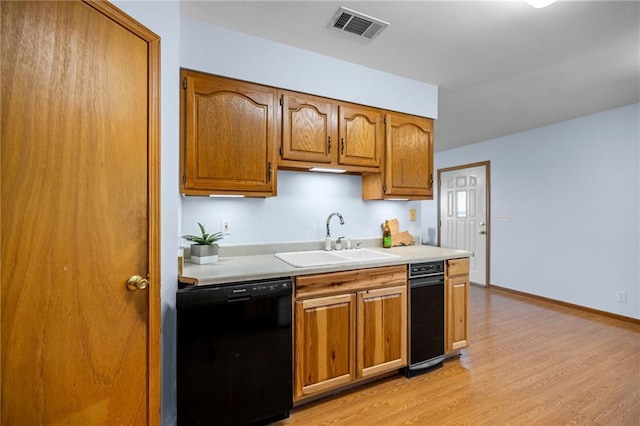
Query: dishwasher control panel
[
  {"left": 409, "top": 261, "right": 444, "bottom": 278},
  {"left": 177, "top": 277, "right": 292, "bottom": 307}
]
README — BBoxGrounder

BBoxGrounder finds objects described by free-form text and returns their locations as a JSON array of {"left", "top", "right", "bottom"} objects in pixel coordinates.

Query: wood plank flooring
[{"left": 276, "top": 286, "right": 640, "bottom": 425}]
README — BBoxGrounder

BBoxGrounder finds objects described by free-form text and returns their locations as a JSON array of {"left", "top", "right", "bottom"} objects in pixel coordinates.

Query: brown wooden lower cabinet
[
  {"left": 445, "top": 258, "right": 470, "bottom": 352},
  {"left": 294, "top": 266, "right": 407, "bottom": 401},
  {"left": 357, "top": 285, "right": 407, "bottom": 379},
  {"left": 294, "top": 294, "right": 356, "bottom": 399}
]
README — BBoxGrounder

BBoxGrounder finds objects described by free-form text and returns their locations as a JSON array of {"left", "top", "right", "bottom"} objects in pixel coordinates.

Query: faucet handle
[{"left": 355, "top": 242, "right": 362, "bottom": 249}]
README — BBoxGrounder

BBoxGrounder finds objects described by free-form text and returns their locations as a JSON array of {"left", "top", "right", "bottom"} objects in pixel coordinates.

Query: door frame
[
  {"left": 437, "top": 161, "right": 491, "bottom": 288},
  {"left": 85, "top": 1, "right": 162, "bottom": 422}
]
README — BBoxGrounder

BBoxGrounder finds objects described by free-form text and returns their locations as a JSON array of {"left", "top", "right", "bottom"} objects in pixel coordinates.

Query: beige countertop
[{"left": 179, "top": 244, "right": 471, "bottom": 286}]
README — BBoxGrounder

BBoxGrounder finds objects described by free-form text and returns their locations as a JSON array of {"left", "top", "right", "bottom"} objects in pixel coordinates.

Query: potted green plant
[{"left": 182, "top": 222, "right": 224, "bottom": 264}]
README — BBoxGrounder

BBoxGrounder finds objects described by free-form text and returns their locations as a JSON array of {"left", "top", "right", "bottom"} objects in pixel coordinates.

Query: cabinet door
[
  {"left": 181, "top": 71, "right": 277, "bottom": 196},
  {"left": 338, "top": 104, "right": 383, "bottom": 168},
  {"left": 357, "top": 285, "right": 407, "bottom": 378},
  {"left": 294, "top": 294, "right": 356, "bottom": 400},
  {"left": 446, "top": 274, "right": 469, "bottom": 351},
  {"left": 384, "top": 112, "right": 433, "bottom": 198},
  {"left": 281, "top": 92, "right": 335, "bottom": 164}
]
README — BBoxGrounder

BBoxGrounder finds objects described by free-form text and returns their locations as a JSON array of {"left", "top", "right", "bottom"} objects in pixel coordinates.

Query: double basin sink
[{"left": 275, "top": 248, "right": 400, "bottom": 268}]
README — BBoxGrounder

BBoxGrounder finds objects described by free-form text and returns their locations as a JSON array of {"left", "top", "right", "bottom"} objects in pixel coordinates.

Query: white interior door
[{"left": 440, "top": 165, "right": 488, "bottom": 286}]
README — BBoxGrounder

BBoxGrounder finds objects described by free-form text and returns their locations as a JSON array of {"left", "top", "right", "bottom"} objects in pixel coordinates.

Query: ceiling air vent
[{"left": 329, "top": 7, "right": 389, "bottom": 40}]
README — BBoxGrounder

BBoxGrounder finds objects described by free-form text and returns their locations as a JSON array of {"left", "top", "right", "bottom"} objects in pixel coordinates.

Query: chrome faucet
[{"left": 326, "top": 212, "right": 344, "bottom": 238}]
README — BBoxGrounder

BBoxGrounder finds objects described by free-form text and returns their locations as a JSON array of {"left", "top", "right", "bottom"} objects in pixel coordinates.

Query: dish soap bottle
[{"left": 383, "top": 220, "right": 392, "bottom": 248}]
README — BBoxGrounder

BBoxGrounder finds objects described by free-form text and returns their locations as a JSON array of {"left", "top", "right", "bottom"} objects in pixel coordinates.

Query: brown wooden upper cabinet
[
  {"left": 279, "top": 91, "right": 383, "bottom": 173},
  {"left": 180, "top": 71, "right": 434, "bottom": 199},
  {"left": 279, "top": 91, "right": 335, "bottom": 165},
  {"left": 362, "top": 112, "right": 434, "bottom": 200},
  {"left": 180, "top": 70, "right": 278, "bottom": 197},
  {"left": 338, "top": 103, "right": 383, "bottom": 169}
]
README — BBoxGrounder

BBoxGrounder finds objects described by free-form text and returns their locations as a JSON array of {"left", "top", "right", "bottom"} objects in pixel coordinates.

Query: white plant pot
[{"left": 190, "top": 244, "right": 219, "bottom": 264}]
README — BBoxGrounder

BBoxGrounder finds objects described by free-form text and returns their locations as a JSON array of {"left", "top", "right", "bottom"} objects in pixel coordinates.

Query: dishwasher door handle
[
  {"left": 410, "top": 277, "right": 444, "bottom": 288},
  {"left": 228, "top": 296, "right": 251, "bottom": 303}
]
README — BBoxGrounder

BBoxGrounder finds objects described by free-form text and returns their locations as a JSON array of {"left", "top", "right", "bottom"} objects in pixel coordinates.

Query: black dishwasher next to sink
[
  {"left": 404, "top": 261, "right": 445, "bottom": 378},
  {"left": 176, "top": 277, "right": 293, "bottom": 425}
]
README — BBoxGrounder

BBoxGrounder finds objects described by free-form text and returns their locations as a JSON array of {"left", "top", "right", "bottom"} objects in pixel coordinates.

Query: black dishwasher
[
  {"left": 177, "top": 277, "right": 293, "bottom": 425},
  {"left": 404, "top": 261, "right": 445, "bottom": 378}
]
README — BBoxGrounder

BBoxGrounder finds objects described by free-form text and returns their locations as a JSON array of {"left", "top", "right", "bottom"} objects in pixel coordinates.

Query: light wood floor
[{"left": 277, "top": 286, "right": 640, "bottom": 425}]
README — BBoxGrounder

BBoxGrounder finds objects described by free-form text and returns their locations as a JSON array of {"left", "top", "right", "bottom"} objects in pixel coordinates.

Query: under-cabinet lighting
[
  {"left": 524, "top": 0, "right": 557, "bottom": 8},
  {"left": 309, "top": 167, "right": 347, "bottom": 173},
  {"left": 386, "top": 198, "right": 410, "bottom": 201},
  {"left": 209, "top": 194, "right": 245, "bottom": 198}
]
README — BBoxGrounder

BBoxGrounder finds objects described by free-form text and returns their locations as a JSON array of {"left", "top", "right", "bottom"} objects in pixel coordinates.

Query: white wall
[
  {"left": 110, "top": 2, "right": 181, "bottom": 425},
  {"left": 424, "top": 103, "right": 640, "bottom": 319},
  {"left": 180, "top": 17, "right": 437, "bottom": 119},
  {"left": 183, "top": 171, "right": 420, "bottom": 245}
]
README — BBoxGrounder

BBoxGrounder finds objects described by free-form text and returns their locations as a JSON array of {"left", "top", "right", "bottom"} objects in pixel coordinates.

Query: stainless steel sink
[{"left": 275, "top": 248, "right": 399, "bottom": 268}]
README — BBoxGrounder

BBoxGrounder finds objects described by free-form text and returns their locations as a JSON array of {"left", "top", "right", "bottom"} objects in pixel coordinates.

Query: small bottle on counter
[{"left": 383, "top": 220, "right": 392, "bottom": 248}]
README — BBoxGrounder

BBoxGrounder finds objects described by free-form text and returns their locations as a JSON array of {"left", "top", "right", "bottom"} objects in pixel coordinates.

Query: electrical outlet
[
  {"left": 222, "top": 219, "right": 232, "bottom": 235},
  {"left": 409, "top": 208, "right": 417, "bottom": 222},
  {"left": 409, "top": 223, "right": 416, "bottom": 235},
  {"left": 616, "top": 291, "right": 627, "bottom": 303}
]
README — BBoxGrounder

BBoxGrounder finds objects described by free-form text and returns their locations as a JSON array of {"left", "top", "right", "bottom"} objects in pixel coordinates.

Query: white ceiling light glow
[{"left": 524, "top": 0, "right": 557, "bottom": 8}]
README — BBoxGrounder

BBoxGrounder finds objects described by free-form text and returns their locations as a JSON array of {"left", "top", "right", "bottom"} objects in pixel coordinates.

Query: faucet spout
[{"left": 326, "top": 212, "right": 345, "bottom": 238}]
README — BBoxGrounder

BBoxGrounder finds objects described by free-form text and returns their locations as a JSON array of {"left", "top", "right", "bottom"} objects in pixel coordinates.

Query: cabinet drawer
[
  {"left": 447, "top": 258, "right": 469, "bottom": 276},
  {"left": 295, "top": 265, "right": 406, "bottom": 299}
]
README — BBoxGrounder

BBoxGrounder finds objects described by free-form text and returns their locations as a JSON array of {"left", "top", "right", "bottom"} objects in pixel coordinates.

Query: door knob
[
  {"left": 478, "top": 230, "right": 486, "bottom": 235},
  {"left": 126, "top": 275, "right": 149, "bottom": 291}
]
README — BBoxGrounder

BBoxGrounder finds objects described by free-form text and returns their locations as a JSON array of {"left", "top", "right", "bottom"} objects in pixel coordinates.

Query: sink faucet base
[{"left": 325, "top": 212, "right": 345, "bottom": 251}]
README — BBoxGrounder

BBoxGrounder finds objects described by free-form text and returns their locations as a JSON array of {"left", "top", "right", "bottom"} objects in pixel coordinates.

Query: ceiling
[{"left": 180, "top": 1, "right": 640, "bottom": 152}]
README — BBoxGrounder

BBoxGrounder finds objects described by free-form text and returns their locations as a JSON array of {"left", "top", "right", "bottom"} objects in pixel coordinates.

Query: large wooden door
[{"left": 1, "top": 1, "right": 160, "bottom": 424}]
